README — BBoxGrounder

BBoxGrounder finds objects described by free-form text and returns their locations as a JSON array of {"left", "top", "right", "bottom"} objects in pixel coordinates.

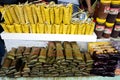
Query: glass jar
[
  {"left": 103, "top": 22, "right": 114, "bottom": 38},
  {"left": 106, "top": 0, "right": 120, "bottom": 23},
  {"left": 95, "top": 17, "right": 106, "bottom": 38},
  {"left": 111, "top": 19, "right": 120, "bottom": 38},
  {"left": 97, "top": 0, "right": 111, "bottom": 19}
]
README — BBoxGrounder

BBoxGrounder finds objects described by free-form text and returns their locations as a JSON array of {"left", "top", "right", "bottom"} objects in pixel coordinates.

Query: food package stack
[
  {"left": 0, "top": 2, "right": 95, "bottom": 35},
  {"left": 0, "top": 42, "right": 94, "bottom": 77},
  {"left": 89, "top": 42, "right": 120, "bottom": 77},
  {"left": 111, "top": 41, "right": 120, "bottom": 75}
]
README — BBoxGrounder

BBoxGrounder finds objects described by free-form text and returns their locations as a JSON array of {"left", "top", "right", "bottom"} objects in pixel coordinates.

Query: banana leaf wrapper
[
  {"left": 9, "top": 60, "right": 16, "bottom": 70},
  {"left": 2, "top": 58, "right": 12, "bottom": 70},
  {"left": 6, "top": 51, "right": 15, "bottom": 60},
  {"left": 71, "top": 42, "right": 83, "bottom": 61},
  {"left": 47, "top": 47, "right": 56, "bottom": 64},
  {"left": 63, "top": 42, "right": 73, "bottom": 60},
  {"left": 85, "top": 53, "right": 93, "bottom": 64},
  {"left": 38, "top": 48, "right": 47, "bottom": 63},
  {"left": 0, "top": 23, "right": 9, "bottom": 32},
  {"left": 30, "top": 47, "right": 40, "bottom": 59},
  {"left": 23, "top": 47, "right": 31, "bottom": 55},
  {"left": 14, "top": 23, "right": 22, "bottom": 33},
  {"left": 16, "top": 47, "right": 25, "bottom": 58},
  {"left": 56, "top": 42, "right": 64, "bottom": 60}
]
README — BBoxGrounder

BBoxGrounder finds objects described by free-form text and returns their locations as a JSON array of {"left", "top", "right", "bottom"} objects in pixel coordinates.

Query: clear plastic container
[
  {"left": 97, "top": 0, "right": 111, "bottom": 19},
  {"left": 103, "top": 22, "right": 114, "bottom": 38},
  {"left": 106, "top": 0, "right": 120, "bottom": 23},
  {"left": 95, "top": 18, "right": 106, "bottom": 38},
  {"left": 111, "top": 19, "right": 120, "bottom": 38}
]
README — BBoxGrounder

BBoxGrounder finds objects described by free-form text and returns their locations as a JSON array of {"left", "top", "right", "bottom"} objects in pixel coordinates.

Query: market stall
[{"left": 0, "top": 0, "right": 120, "bottom": 80}]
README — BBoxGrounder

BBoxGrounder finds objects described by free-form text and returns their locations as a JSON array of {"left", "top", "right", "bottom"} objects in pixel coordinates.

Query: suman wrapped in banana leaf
[
  {"left": 47, "top": 42, "right": 56, "bottom": 64},
  {"left": 38, "top": 48, "right": 47, "bottom": 63},
  {"left": 71, "top": 42, "right": 83, "bottom": 61},
  {"left": 16, "top": 47, "right": 25, "bottom": 58},
  {"left": 30, "top": 47, "right": 40, "bottom": 60},
  {"left": 56, "top": 42, "right": 64, "bottom": 60},
  {"left": 2, "top": 58, "right": 12, "bottom": 70},
  {"left": 84, "top": 53, "right": 93, "bottom": 64},
  {"left": 63, "top": 42, "right": 73, "bottom": 60}
]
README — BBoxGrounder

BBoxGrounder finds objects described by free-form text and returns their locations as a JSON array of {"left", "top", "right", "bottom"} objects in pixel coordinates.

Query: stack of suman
[
  {"left": 0, "top": 2, "right": 94, "bottom": 35},
  {"left": 89, "top": 42, "right": 120, "bottom": 77},
  {"left": 0, "top": 42, "right": 94, "bottom": 77}
]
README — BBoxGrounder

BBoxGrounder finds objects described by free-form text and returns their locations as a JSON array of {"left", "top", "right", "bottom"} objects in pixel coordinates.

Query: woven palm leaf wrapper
[
  {"left": 16, "top": 47, "right": 25, "bottom": 59},
  {"left": 38, "top": 47, "right": 47, "bottom": 63},
  {"left": 46, "top": 42, "right": 56, "bottom": 64}
]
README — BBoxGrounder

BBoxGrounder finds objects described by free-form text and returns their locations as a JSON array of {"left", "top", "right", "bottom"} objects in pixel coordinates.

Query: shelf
[
  {"left": 97, "top": 37, "right": 120, "bottom": 42},
  {"left": 1, "top": 32, "right": 97, "bottom": 42}
]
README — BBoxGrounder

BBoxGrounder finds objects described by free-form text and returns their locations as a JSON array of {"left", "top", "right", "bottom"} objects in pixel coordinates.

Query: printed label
[
  {"left": 104, "top": 6, "right": 110, "bottom": 13},
  {"left": 96, "top": 25, "right": 105, "bottom": 31},
  {"left": 115, "top": 25, "right": 120, "bottom": 31},
  {"left": 104, "top": 28, "right": 113, "bottom": 34},
  {"left": 109, "top": 8, "right": 119, "bottom": 14}
]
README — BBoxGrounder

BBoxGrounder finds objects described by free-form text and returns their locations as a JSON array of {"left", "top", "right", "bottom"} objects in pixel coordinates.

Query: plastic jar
[
  {"left": 111, "top": 19, "right": 120, "bottom": 38},
  {"left": 103, "top": 22, "right": 114, "bottom": 38},
  {"left": 106, "top": 0, "right": 120, "bottom": 23},
  {"left": 95, "top": 18, "right": 106, "bottom": 38},
  {"left": 117, "top": 13, "right": 120, "bottom": 19},
  {"left": 97, "top": 0, "right": 111, "bottom": 19}
]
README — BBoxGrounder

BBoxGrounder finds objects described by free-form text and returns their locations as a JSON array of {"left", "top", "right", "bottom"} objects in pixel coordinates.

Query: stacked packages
[
  {"left": 0, "top": 42, "right": 93, "bottom": 77},
  {"left": 0, "top": 2, "right": 95, "bottom": 35},
  {"left": 89, "top": 42, "right": 120, "bottom": 77}
]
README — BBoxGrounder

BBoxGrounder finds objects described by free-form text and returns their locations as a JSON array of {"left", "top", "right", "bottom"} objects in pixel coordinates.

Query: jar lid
[
  {"left": 116, "top": 18, "right": 120, "bottom": 22},
  {"left": 96, "top": 17, "right": 106, "bottom": 24},
  {"left": 105, "top": 22, "right": 114, "bottom": 27},
  {"left": 112, "top": 0, "right": 120, "bottom": 5},
  {"left": 101, "top": 0, "right": 111, "bottom": 4}
]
